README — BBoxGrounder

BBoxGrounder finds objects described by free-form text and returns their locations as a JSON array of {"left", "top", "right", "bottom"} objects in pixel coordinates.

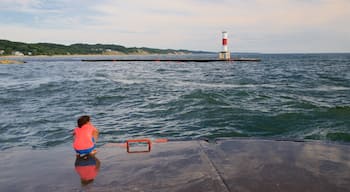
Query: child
[{"left": 73, "top": 115, "right": 99, "bottom": 157}]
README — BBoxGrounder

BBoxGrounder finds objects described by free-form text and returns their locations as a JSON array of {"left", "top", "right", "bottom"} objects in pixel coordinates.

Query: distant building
[
  {"left": 105, "top": 49, "right": 112, "bottom": 52},
  {"left": 12, "top": 51, "right": 24, "bottom": 56},
  {"left": 27, "top": 52, "right": 32, "bottom": 56},
  {"left": 0, "top": 50, "right": 4, "bottom": 55}
]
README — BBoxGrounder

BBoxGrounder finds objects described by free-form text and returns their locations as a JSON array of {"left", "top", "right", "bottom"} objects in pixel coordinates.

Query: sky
[{"left": 0, "top": 0, "right": 349, "bottom": 53}]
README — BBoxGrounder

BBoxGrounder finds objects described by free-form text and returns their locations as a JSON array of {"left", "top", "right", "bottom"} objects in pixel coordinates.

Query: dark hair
[{"left": 77, "top": 115, "right": 90, "bottom": 128}]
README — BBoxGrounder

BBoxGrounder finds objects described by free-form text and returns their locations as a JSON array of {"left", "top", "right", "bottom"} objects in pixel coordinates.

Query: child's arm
[{"left": 93, "top": 129, "right": 99, "bottom": 143}]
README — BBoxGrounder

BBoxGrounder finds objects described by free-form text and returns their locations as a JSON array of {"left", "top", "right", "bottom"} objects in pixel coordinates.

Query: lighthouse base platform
[{"left": 219, "top": 52, "right": 231, "bottom": 60}]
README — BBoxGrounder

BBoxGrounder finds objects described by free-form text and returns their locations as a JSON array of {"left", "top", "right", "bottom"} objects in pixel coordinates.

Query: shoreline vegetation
[{"left": 0, "top": 39, "right": 209, "bottom": 57}]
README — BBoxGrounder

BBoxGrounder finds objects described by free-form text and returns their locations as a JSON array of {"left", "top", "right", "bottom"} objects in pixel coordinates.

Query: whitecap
[
  {"left": 110, "top": 78, "right": 144, "bottom": 85},
  {"left": 312, "top": 86, "right": 350, "bottom": 91},
  {"left": 173, "top": 81, "right": 276, "bottom": 89}
]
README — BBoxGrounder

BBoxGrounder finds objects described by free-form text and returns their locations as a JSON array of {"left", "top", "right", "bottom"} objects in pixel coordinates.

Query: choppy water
[{"left": 1, "top": 53, "right": 350, "bottom": 150}]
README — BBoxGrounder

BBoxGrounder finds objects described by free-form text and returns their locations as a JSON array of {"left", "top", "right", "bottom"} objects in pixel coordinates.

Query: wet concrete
[{"left": 0, "top": 139, "right": 349, "bottom": 191}]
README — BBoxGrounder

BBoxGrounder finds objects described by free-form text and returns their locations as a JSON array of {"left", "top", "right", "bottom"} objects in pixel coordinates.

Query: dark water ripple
[{"left": 0, "top": 53, "right": 350, "bottom": 150}]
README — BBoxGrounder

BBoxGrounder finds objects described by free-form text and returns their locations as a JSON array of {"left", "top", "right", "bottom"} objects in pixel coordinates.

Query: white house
[{"left": 12, "top": 51, "right": 24, "bottom": 56}]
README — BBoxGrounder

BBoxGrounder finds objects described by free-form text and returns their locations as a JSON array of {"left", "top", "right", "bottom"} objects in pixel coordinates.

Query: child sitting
[{"left": 73, "top": 115, "right": 99, "bottom": 157}]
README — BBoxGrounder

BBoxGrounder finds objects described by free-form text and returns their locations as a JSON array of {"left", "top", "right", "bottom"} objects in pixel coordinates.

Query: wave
[
  {"left": 1, "top": 54, "right": 350, "bottom": 151},
  {"left": 173, "top": 81, "right": 277, "bottom": 89},
  {"left": 110, "top": 78, "right": 145, "bottom": 85},
  {"left": 311, "top": 86, "right": 350, "bottom": 91}
]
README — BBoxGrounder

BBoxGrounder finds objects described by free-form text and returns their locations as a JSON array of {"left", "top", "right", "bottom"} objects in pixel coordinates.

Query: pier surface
[
  {"left": 81, "top": 58, "right": 261, "bottom": 62},
  {"left": 1, "top": 139, "right": 349, "bottom": 191}
]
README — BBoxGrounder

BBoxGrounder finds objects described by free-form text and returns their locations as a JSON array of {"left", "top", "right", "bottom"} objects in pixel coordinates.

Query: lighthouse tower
[{"left": 219, "top": 31, "right": 230, "bottom": 60}]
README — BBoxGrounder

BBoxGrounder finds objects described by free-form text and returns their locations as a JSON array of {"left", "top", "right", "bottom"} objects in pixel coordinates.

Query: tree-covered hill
[{"left": 0, "top": 39, "right": 203, "bottom": 56}]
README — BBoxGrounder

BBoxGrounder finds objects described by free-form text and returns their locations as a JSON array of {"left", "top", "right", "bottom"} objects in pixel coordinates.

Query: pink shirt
[{"left": 73, "top": 123, "right": 97, "bottom": 150}]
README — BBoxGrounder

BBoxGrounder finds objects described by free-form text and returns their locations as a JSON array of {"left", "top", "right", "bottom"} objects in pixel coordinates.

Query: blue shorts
[{"left": 75, "top": 138, "right": 95, "bottom": 155}]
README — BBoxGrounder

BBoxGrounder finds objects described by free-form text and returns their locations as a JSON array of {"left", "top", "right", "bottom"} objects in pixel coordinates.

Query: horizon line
[{"left": 1, "top": 39, "right": 349, "bottom": 55}]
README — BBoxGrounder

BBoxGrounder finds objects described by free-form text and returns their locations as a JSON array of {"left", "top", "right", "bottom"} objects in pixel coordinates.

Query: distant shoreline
[
  {"left": 0, "top": 59, "right": 26, "bottom": 64},
  {"left": 0, "top": 52, "right": 193, "bottom": 58},
  {"left": 0, "top": 39, "right": 205, "bottom": 57}
]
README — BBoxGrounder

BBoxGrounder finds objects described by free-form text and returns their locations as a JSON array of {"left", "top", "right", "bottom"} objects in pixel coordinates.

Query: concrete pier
[{"left": 1, "top": 138, "right": 349, "bottom": 191}]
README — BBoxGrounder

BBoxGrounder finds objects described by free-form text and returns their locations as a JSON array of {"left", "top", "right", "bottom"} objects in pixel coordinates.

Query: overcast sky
[{"left": 0, "top": 0, "right": 349, "bottom": 53}]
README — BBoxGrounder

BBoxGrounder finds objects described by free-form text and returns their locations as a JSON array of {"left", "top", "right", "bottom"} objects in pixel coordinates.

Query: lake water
[{"left": 1, "top": 53, "right": 349, "bottom": 150}]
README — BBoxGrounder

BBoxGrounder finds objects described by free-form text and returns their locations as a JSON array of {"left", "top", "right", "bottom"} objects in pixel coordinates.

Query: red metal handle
[{"left": 126, "top": 139, "right": 152, "bottom": 153}]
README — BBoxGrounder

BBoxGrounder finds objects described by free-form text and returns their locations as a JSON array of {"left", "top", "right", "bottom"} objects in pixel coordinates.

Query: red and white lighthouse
[
  {"left": 222, "top": 31, "right": 228, "bottom": 52},
  {"left": 219, "top": 31, "right": 230, "bottom": 60}
]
